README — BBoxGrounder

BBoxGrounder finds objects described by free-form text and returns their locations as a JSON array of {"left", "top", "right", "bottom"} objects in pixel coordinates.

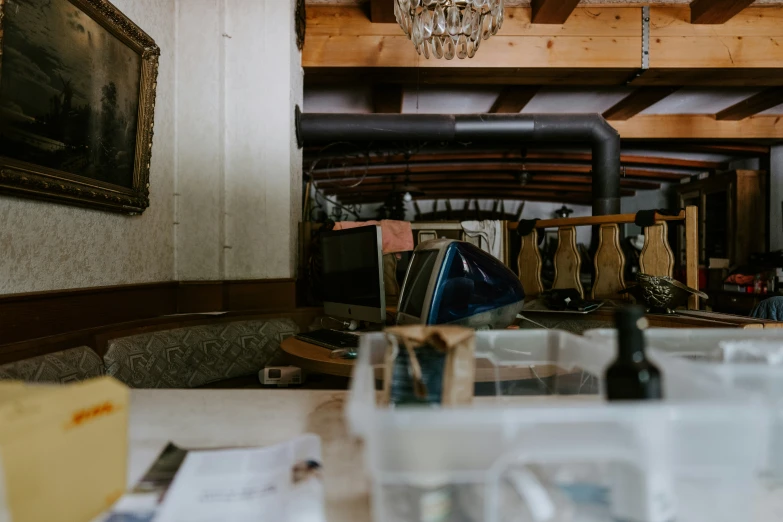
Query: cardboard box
[
  {"left": 381, "top": 325, "right": 475, "bottom": 407},
  {"left": 0, "top": 377, "right": 129, "bottom": 522}
]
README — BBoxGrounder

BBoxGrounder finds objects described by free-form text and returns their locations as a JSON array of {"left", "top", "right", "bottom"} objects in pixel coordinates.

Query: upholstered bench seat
[
  {"left": 103, "top": 318, "right": 299, "bottom": 388},
  {"left": 0, "top": 346, "right": 105, "bottom": 384}
]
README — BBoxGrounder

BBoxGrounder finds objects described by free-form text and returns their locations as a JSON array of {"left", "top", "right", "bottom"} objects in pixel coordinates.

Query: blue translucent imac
[{"left": 396, "top": 239, "right": 525, "bottom": 329}]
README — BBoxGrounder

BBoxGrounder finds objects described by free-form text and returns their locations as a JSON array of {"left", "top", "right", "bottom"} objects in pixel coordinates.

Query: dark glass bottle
[{"left": 605, "top": 306, "right": 663, "bottom": 401}]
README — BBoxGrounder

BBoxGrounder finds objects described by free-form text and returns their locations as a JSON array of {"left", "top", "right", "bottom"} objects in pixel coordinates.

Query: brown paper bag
[
  {"left": 380, "top": 325, "right": 475, "bottom": 407},
  {"left": 0, "top": 376, "right": 129, "bottom": 522}
]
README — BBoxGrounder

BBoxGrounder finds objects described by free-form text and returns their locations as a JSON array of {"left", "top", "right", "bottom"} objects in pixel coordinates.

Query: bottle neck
[{"left": 617, "top": 328, "right": 647, "bottom": 363}]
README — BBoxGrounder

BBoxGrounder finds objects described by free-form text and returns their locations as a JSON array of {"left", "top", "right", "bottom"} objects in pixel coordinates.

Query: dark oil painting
[{"left": 0, "top": 0, "right": 142, "bottom": 189}]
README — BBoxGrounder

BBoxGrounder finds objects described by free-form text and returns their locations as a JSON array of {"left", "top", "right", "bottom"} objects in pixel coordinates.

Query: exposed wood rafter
[
  {"left": 603, "top": 87, "right": 681, "bottom": 121},
  {"left": 371, "top": 84, "right": 404, "bottom": 113},
  {"left": 311, "top": 162, "right": 694, "bottom": 182},
  {"left": 370, "top": 0, "right": 396, "bottom": 23},
  {"left": 316, "top": 173, "right": 661, "bottom": 191},
  {"left": 690, "top": 0, "right": 755, "bottom": 24},
  {"left": 610, "top": 115, "right": 783, "bottom": 139},
  {"left": 489, "top": 86, "right": 540, "bottom": 114},
  {"left": 531, "top": 0, "right": 581, "bottom": 24},
  {"left": 716, "top": 88, "right": 783, "bottom": 121}
]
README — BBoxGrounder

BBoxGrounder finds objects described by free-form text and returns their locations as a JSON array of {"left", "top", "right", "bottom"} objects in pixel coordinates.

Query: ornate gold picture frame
[{"left": 0, "top": 0, "right": 159, "bottom": 214}]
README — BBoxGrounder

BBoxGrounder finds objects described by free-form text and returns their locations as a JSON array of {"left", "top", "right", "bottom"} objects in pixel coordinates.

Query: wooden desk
[
  {"left": 519, "top": 307, "right": 783, "bottom": 334},
  {"left": 125, "top": 390, "right": 783, "bottom": 522},
  {"left": 280, "top": 336, "right": 565, "bottom": 382}
]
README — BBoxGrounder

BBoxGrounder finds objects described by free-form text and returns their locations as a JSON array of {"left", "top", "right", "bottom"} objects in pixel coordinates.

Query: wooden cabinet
[
  {"left": 675, "top": 170, "right": 767, "bottom": 267},
  {"left": 712, "top": 290, "right": 763, "bottom": 315}
]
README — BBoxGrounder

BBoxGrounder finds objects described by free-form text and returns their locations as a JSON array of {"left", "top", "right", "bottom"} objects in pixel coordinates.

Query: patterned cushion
[
  {"left": 0, "top": 346, "right": 105, "bottom": 384},
  {"left": 104, "top": 319, "right": 299, "bottom": 388}
]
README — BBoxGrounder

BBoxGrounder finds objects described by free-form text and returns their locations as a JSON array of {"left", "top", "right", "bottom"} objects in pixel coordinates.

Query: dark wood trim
[
  {"left": 371, "top": 84, "right": 404, "bottom": 113},
  {"left": 0, "top": 308, "right": 322, "bottom": 366},
  {"left": 0, "top": 279, "right": 298, "bottom": 346},
  {"left": 370, "top": 0, "right": 395, "bottom": 23},
  {"left": 603, "top": 87, "right": 681, "bottom": 121},
  {"left": 0, "top": 282, "right": 179, "bottom": 346},
  {"left": 690, "top": 0, "right": 754, "bottom": 24},
  {"left": 531, "top": 0, "right": 580, "bottom": 24},
  {"left": 716, "top": 88, "right": 783, "bottom": 121},
  {"left": 489, "top": 86, "right": 540, "bottom": 114}
]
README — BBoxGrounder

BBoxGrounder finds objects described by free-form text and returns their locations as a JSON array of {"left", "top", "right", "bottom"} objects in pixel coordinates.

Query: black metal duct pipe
[{"left": 295, "top": 108, "right": 621, "bottom": 216}]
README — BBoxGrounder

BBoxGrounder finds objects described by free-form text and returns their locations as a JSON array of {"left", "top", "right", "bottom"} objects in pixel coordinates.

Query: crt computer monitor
[
  {"left": 396, "top": 239, "right": 525, "bottom": 329},
  {"left": 320, "top": 225, "right": 386, "bottom": 324}
]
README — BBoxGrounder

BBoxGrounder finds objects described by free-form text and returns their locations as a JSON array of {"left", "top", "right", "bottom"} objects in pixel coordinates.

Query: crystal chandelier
[{"left": 394, "top": 0, "right": 504, "bottom": 60}]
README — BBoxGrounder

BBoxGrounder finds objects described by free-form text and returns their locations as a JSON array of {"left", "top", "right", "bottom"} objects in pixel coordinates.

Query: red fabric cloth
[
  {"left": 334, "top": 220, "right": 414, "bottom": 254},
  {"left": 725, "top": 274, "right": 756, "bottom": 285}
]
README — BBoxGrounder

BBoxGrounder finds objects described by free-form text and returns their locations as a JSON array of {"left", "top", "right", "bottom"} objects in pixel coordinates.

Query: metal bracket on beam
[
  {"left": 625, "top": 7, "right": 650, "bottom": 85},
  {"left": 642, "top": 6, "right": 650, "bottom": 70}
]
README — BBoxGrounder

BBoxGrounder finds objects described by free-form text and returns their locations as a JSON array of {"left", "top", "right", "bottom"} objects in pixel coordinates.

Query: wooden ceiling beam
[
  {"left": 338, "top": 192, "right": 594, "bottom": 205},
  {"left": 371, "top": 84, "right": 404, "bottom": 113},
  {"left": 325, "top": 183, "right": 598, "bottom": 195},
  {"left": 523, "top": 152, "right": 724, "bottom": 170},
  {"left": 316, "top": 173, "right": 662, "bottom": 190},
  {"left": 312, "top": 164, "right": 692, "bottom": 182},
  {"left": 690, "top": 0, "right": 755, "bottom": 24},
  {"left": 306, "top": 149, "right": 726, "bottom": 171},
  {"left": 306, "top": 7, "right": 783, "bottom": 91},
  {"left": 531, "top": 0, "right": 581, "bottom": 24},
  {"left": 716, "top": 88, "right": 783, "bottom": 121},
  {"left": 622, "top": 141, "right": 770, "bottom": 157},
  {"left": 603, "top": 87, "right": 681, "bottom": 121},
  {"left": 370, "top": 0, "right": 396, "bottom": 23},
  {"left": 489, "top": 86, "right": 540, "bottom": 114},
  {"left": 311, "top": 164, "right": 692, "bottom": 182},
  {"left": 322, "top": 182, "right": 637, "bottom": 197},
  {"left": 611, "top": 115, "right": 783, "bottom": 139},
  {"left": 305, "top": 6, "right": 641, "bottom": 70}
]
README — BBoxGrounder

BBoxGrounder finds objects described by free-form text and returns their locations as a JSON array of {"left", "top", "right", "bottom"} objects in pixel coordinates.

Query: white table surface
[
  {"left": 129, "top": 389, "right": 369, "bottom": 521},
  {"left": 129, "top": 389, "right": 783, "bottom": 522}
]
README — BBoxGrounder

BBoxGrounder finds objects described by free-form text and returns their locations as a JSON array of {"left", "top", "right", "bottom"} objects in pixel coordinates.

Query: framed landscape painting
[{"left": 0, "top": 0, "right": 159, "bottom": 214}]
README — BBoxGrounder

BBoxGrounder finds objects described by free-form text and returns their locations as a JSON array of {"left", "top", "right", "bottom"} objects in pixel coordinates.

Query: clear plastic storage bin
[
  {"left": 586, "top": 328, "right": 783, "bottom": 481},
  {"left": 348, "top": 330, "right": 769, "bottom": 522}
]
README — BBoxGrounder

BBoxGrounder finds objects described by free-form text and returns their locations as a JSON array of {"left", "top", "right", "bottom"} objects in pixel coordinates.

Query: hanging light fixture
[{"left": 394, "top": 0, "right": 504, "bottom": 60}]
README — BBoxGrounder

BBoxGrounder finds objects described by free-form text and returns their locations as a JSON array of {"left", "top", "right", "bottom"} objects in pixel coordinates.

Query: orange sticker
[{"left": 66, "top": 401, "right": 119, "bottom": 429}]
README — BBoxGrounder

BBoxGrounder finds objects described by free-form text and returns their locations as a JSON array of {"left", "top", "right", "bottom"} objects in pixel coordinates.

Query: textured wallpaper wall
[
  {"left": 0, "top": 0, "right": 177, "bottom": 294},
  {"left": 176, "top": 0, "right": 303, "bottom": 281}
]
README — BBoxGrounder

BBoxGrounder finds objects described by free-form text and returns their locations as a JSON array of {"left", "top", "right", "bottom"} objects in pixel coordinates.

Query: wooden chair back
[{"left": 507, "top": 206, "right": 700, "bottom": 309}]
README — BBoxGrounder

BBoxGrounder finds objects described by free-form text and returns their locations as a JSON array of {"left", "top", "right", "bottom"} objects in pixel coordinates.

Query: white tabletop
[
  {"left": 129, "top": 389, "right": 370, "bottom": 522},
  {"left": 130, "top": 389, "right": 783, "bottom": 522}
]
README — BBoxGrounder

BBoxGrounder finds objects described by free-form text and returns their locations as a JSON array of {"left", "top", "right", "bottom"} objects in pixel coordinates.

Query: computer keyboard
[{"left": 295, "top": 329, "right": 360, "bottom": 351}]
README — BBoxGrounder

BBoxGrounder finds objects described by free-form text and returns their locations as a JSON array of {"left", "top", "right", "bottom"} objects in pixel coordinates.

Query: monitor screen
[
  {"left": 321, "top": 226, "right": 385, "bottom": 322},
  {"left": 398, "top": 249, "right": 439, "bottom": 319}
]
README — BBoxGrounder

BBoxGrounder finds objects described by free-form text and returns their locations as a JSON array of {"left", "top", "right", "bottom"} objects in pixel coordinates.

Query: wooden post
[{"left": 685, "top": 205, "right": 700, "bottom": 310}]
